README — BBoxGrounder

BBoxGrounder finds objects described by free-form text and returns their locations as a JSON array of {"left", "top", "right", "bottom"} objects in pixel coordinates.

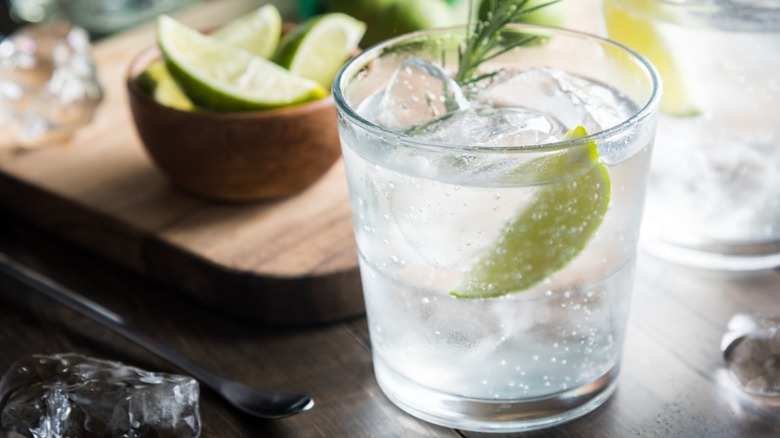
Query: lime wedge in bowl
[
  {"left": 604, "top": 0, "right": 700, "bottom": 117},
  {"left": 135, "top": 60, "right": 195, "bottom": 111},
  {"left": 211, "top": 4, "right": 282, "bottom": 58},
  {"left": 451, "top": 126, "right": 611, "bottom": 299},
  {"left": 274, "top": 13, "right": 366, "bottom": 89},
  {"left": 157, "top": 15, "right": 327, "bottom": 112}
]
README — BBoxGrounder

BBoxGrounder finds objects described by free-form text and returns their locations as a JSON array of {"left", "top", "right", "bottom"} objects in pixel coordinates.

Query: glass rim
[
  {"left": 610, "top": 0, "right": 780, "bottom": 32},
  {"left": 653, "top": 0, "right": 780, "bottom": 10},
  {"left": 332, "top": 23, "right": 662, "bottom": 154}
]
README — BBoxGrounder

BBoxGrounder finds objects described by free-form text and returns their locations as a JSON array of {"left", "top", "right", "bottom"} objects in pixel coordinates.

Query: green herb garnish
[{"left": 455, "top": 0, "right": 561, "bottom": 85}]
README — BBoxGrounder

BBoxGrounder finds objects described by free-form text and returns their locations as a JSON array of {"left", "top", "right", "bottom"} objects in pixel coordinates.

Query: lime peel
[
  {"left": 451, "top": 126, "right": 611, "bottom": 299},
  {"left": 211, "top": 4, "right": 283, "bottom": 58},
  {"left": 274, "top": 13, "right": 366, "bottom": 89}
]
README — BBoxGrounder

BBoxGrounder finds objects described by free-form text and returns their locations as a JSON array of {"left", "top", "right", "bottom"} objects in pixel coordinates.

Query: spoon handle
[
  {"left": 0, "top": 251, "right": 255, "bottom": 396},
  {"left": 6, "top": 252, "right": 233, "bottom": 386}
]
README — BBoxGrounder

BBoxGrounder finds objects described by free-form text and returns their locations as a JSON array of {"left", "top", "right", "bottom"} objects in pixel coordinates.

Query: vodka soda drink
[
  {"left": 605, "top": 0, "right": 780, "bottom": 269},
  {"left": 333, "top": 24, "right": 660, "bottom": 432}
]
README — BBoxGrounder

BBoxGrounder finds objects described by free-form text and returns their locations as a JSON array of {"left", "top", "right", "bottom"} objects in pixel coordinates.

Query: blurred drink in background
[
  {"left": 604, "top": 0, "right": 780, "bottom": 270},
  {"left": 8, "top": 0, "right": 199, "bottom": 37}
]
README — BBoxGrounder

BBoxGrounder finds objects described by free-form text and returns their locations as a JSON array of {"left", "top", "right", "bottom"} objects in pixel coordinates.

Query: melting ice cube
[
  {"left": 0, "top": 21, "right": 103, "bottom": 148},
  {"left": 409, "top": 106, "right": 566, "bottom": 147},
  {"left": 722, "top": 313, "right": 780, "bottom": 397},
  {"left": 476, "top": 67, "right": 634, "bottom": 134},
  {"left": 0, "top": 353, "right": 201, "bottom": 437},
  {"left": 357, "top": 56, "right": 468, "bottom": 132}
]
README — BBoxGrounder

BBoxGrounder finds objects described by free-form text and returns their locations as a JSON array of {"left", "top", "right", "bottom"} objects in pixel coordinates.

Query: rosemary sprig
[{"left": 455, "top": 0, "right": 562, "bottom": 86}]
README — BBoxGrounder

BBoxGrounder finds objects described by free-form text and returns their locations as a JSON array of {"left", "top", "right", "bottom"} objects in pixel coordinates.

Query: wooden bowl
[{"left": 126, "top": 46, "right": 342, "bottom": 201}]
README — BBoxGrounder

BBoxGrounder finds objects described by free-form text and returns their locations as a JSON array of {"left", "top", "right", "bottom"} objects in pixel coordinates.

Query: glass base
[
  {"left": 640, "top": 232, "right": 780, "bottom": 272},
  {"left": 373, "top": 356, "right": 619, "bottom": 433}
]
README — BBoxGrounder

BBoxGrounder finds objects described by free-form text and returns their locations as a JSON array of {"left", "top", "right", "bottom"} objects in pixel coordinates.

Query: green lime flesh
[{"left": 451, "top": 126, "right": 611, "bottom": 299}]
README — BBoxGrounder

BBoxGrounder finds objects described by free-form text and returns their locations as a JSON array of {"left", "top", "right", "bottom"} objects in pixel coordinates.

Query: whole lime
[
  {"left": 320, "top": 0, "right": 394, "bottom": 22},
  {"left": 362, "top": 0, "right": 455, "bottom": 47},
  {"left": 478, "top": 0, "right": 566, "bottom": 27}
]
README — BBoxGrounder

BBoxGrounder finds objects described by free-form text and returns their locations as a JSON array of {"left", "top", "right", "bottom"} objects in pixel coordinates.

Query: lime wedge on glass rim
[
  {"left": 274, "top": 13, "right": 366, "bottom": 89},
  {"left": 211, "top": 4, "right": 282, "bottom": 58},
  {"left": 604, "top": 0, "right": 700, "bottom": 117},
  {"left": 451, "top": 126, "right": 611, "bottom": 299},
  {"left": 157, "top": 15, "right": 326, "bottom": 111}
]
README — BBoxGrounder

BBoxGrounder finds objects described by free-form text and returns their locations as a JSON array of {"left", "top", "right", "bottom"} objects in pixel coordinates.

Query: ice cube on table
[
  {"left": 722, "top": 313, "right": 780, "bottom": 397},
  {"left": 0, "top": 353, "right": 201, "bottom": 438},
  {"left": 476, "top": 67, "right": 633, "bottom": 134},
  {"left": 357, "top": 57, "right": 468, "bottom": 132},
  {"left": 0, "top": 21, "right": 102, "bottom": 148}
]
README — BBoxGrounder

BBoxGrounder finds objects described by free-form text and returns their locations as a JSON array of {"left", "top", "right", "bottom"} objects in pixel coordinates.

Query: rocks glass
[{"left": 333, "top": 24, "right": 660, "bottom": 432}]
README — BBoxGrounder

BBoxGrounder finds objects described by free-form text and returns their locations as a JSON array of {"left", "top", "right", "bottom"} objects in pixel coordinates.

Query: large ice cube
[
  {"left": 357, "top": 57, "right": 468, "bottom": 132},
  {"left": 0, "top": 353, "right": 201, "bottom": 438},
  {"left": 409, "top": 107, "right": 566, "bottom": 147},
  {"left": 476, "top": 67, "right": 633, "bottom": 134}
]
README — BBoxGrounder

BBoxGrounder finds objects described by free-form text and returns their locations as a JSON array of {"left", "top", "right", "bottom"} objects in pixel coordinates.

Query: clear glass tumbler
[
  {"left": 605, "top": 0, "right": 780, "bottom": 270},
  {"left": 333, "top": 25, "right": 660, "bottom": 432}
]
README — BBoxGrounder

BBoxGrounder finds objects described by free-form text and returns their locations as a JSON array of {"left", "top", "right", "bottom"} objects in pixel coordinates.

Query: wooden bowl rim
[{"left": 126, "top": 44, "right": 336, "bottom": 119}]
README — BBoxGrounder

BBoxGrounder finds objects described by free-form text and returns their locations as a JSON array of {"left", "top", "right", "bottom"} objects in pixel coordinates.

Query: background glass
[{"left": 605, "top": 0, "right": 780, "bottom": 270}]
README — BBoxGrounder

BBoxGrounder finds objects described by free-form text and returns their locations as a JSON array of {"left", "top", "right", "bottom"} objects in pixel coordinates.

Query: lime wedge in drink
[
  {"left": 604, "top": 0, "right": 700, "bottom": 116},
  {"left": 274, "top": 13, "right": 366, "bottom": 89},
  {"left": 136, "top": 60, "right": 195, "bottom": 111},
  {"left": 157, "top": 15, "right": 327, "bottom": 111},
  {"left": 211, "top": 4, "right": 282, "bottom": 58},
  {"left": 451, "top": 126, "right": 610, "bottom": 299}
]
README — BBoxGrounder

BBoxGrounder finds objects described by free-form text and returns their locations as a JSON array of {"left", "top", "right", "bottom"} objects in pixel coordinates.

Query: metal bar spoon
[{"left": 0, "top": 251, "right": 314, "bottom": 420}]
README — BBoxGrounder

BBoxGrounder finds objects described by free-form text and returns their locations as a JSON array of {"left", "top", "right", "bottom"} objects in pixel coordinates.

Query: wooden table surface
[
  {"left": 3, "top": 205, "right": 780, "bottom": 438},
  {"left": 2, "top": 0, "right": 780, "bottom": 437}
]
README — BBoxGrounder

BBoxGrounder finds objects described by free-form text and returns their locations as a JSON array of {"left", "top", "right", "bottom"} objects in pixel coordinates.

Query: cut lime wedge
[
  {"left": 211, "top": 4, "right": 282, "bottom": 58},
  {"left": 158, "top": 15, "right": 327, "bottom": 112},
  {"left": 136, "top": 60, "right": 195, "bottom": 111},
  {"left": 604, "top": 0, "right": 700, "bottom": 117},
  {"left": 451, "top": 126, "right": 610, "bottom": 299},
  {"left": 274, "top": 13, "right": 366, "bottom": 89}
]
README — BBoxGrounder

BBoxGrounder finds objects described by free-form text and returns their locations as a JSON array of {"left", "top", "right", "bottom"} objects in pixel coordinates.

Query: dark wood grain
[
  {"left": 0, "top": 207, "right": 456, "bottom": 437},
  {"left": 3, "top": 204, "right": 780, "bottom": 437}
]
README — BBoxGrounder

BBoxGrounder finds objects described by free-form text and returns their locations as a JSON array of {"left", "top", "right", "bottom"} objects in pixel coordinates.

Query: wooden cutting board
[{"left": 0, "top": 0, "right": 363, "bottom": 325}]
